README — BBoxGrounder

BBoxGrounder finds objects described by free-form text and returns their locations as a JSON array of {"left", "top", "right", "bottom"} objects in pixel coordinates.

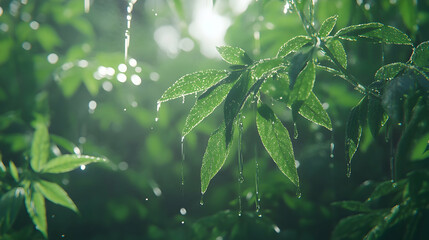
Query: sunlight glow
[
  {"left": 154, "top": 25, "right": 180, "bottom": 58},
  {"left": 189, "top": 2, "right": 231, "bottom": 58}
]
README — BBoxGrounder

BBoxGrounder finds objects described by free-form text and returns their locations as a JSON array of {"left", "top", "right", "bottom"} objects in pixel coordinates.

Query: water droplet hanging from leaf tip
[{"left": 200, "top": 195, "right": 204, "bottom": 206}]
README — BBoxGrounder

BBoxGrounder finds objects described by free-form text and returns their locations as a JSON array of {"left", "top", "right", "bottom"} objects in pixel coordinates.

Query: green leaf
[
  {"left": 34, "top": 180, "right": 78, "bottom": 213},
  {"left": 36, "top": 25, "right": 62, "bottom": 51},
  {"left": 9, "top": 161, "right": 19, "bottom": 182},
  {"left": 50, "top": 134, "right": 77, "bottom": 154},
  {"left": 260, "top": 73, "right": 332, "bottom": 130},
  {"left": 251, "top": 58, "right": 284, "bottom": 80},
  {"left": 326, "top": 39, "right": 347, "bottom": 69},
  {"left": 332, "top": 213, "right": 383, "bottom": 240},
  {"left": 363, "top": 25, "right": 413, "bottom": 45},
  {"left": 0, "top": 188, "right": 24, "bottom": 233},
  {"left": 172, "top": 0, "right": 185, "bottom": 21},
  {"left": 332, "top": 200, "right": 372, "bottom": 212},
  {"left": 40, "top": 154, "right": 107, "bottom": 173},
  {"left": 398, "top": 0, "right": 417, "bottom": 32},
  {"left": 345, "top": 102, "right": 363, "bottom": 173},
  {"left": 0, "top": 155, "right": 5, "bottom": 173},
  {"left": 369, "top": 180, "right": 406, "bottom": 200},
  {"left": 159, "top": 70, "right": 229, "bottom": 102},
  {"left": 368, "top": 96, "right": 386, "bottom": 138},
  {"left": 411, "top": 41, "right": 429, "bottom": 68},
  {"left": 30, "top": 123, "right": 50, "bottom": 172},
  {"left": 289, "top": 60, "right": 316, "bottom": 103},
  {"left": 201, "top": 123, "right": 231, "bottom": 194},
  {"left": 335, "top": 22, "right": 383, "bottom": 40},
  {"left": 365, "top": 203, "right": 415, "bottom": 240},
  {"left": 374, "top": 62, "right": 408, "bottom": 81},
  {"left": 336, "top": 23, "right": 412, "bottom": 45},
  {"left": 256, "top": 103, "right": 299, "bottom": 186},
  {"left": 298, "top": 93, "right": 332, "bottom": 130},
  {"left": 224, "top": 71, "right": 254, "bottom": 146},
  {"left": 25, "top": 188, "right": 47, "bottom": 238},
  {"left": 182, "top": 72, "right": 240, "bottom": 137},
  {"left": 277, "top": 35, "right": 312, "bottom": 57},
  {"left": 382, "top": 74, "right": 416, "bottom": 122},
  {"left": 216, "top": 46, "right": 252, "bottom": 65},
  {"left": 319, "top": 15, "right": 338, "bottom": 38}
]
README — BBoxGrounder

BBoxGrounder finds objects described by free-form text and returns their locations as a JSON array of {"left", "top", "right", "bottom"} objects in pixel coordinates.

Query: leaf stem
[{"left": 293, "top": 3, "right": 373, "bottom": 97}]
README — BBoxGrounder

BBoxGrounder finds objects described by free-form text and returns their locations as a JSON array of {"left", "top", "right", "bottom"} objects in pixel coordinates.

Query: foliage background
[{"left": 0, "top": 0, "right": 428, "bottom": 239}]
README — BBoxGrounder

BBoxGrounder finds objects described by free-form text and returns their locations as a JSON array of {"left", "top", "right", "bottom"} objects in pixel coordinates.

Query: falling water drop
[
  {"left": 330, "top": 142, "right": 335, "bottom": 159},
  {"left": 237, "top": 117, "right": 244, "bottom": 183},
  {"left": 255, "top": 151, "right": 262, "bottom": 217},
  {"left": 84, "top": 0, "right": 90, "bottom": 13},
  {"left": 293, "top": 122, "right": 298, "bottom": 139},
  {"left": 236, "top": 116, "right": 244, "bottom": 217},
  {"left": 124, "top": 0, "right": 137, "bottom": 61},
  {"left": 181, "top": 136, "right": 185, "bottom": 186},
  {"left": 155, "top": 101, "right": 161, "bottom": 122},
  {"left": 180, "top": 207, "right": 187, "bottom": 215},
  {"left": 182, "top": 95, "right": 185, "bottom": 104}
]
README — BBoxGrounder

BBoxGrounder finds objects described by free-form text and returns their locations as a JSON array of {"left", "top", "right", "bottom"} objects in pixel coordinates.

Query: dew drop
[
  {"left": 181, "top": 220, "right": 185, "bottom": 224},
  {"left": 237, "top": 117, "right": 245, "bottom": 183},
  {"left": 330, "top": 142, "right": 335, "bottom": 159}
]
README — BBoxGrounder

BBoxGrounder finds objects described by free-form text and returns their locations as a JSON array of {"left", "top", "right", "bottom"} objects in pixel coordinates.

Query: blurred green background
[{"left": 0, "top": 0, "right": 428, "bottom": 239}]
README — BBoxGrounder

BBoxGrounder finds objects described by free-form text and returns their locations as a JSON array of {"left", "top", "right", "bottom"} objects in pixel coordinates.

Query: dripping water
[
  {"left": 237, "top": 116, "right": 244, "bottom": 183},
  {"left": 293, "top": 122, "right": 299, "bottom": 139},
  {"left": 182, "top": 95, "right": 185, "bottom": 104},
  {"left": 84, "top": 0, "right": 90, "bottom": 13},
  {"left": 255, "top": 154, "right": 261, "bottom": 217},
  {"left": 125, "top": 0, "right": 137, "bottom": 61},
  {"left": 155, "top": 101, "right": 161, "bottom": 122},
  {"left": 181, "top": 136, "right": 185, "bottom": 186},
  {"left": 346, "top": 162, "right": 352, "bottom": 178},
  {"left": 200, "top": 194, "right": 204, "bottom": 206},
  {"left": 237, "top": 115, "right": 244, "bottom": 216}
]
